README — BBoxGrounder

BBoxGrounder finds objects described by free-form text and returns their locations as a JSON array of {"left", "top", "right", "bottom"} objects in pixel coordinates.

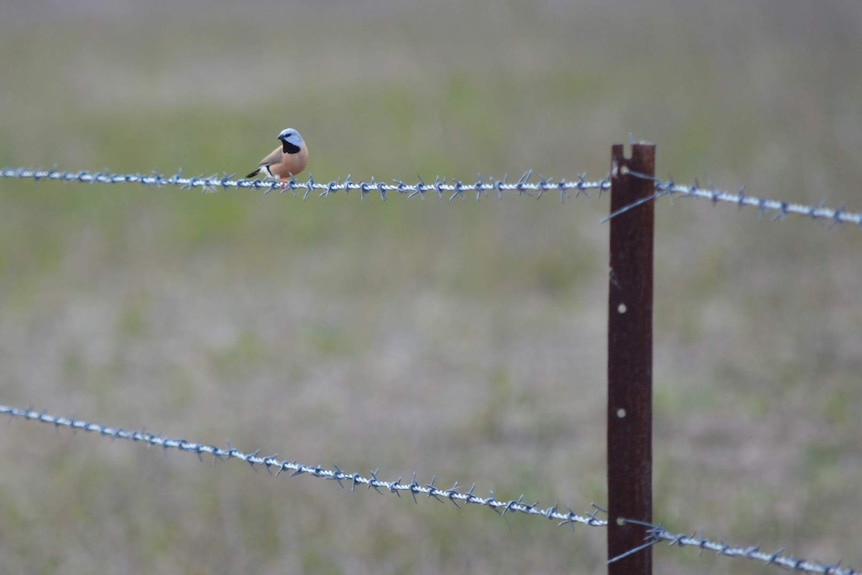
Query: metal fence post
[{"left": 607, "top": 143, "right": 656, "bottom": 574}]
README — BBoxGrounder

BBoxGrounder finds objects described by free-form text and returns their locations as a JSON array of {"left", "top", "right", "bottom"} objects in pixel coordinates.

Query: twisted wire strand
[
  {"left": 3, "top": 166, "right": 858, "bottom": 227},
  {"left": 0, "top": 404, "right": 606, "bottom": 530},
  {"left": 610, "top": 520, "right": 859, "bottom": 575},
  {"left": 606, "top": 169, "right": 862, "bottom": 227},
  {"left": 0, "top": 168, "right": 606, "bottom": 202},
  {"left": 2, "top": 402, "right": 856, "bottom": 572}
]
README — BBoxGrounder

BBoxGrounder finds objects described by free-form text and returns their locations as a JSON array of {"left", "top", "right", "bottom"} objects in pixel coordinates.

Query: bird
[{"left": 245, "top": 128, "right": 309, "bottom": 180}]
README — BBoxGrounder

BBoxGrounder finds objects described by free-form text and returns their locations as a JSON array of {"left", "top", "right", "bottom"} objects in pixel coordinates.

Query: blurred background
[{"left": 1, "top": 0, "right": 861, "bottom": 573}]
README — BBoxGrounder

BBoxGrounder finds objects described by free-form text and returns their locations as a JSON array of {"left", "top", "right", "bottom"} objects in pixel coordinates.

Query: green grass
[{"left": 1, "top": 2, "right": 862, "bottom": 574}]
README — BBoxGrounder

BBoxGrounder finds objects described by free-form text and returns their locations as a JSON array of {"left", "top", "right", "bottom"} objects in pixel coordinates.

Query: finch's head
[{"left": 278, "top": 128, "right": 304, "bottom": 154}]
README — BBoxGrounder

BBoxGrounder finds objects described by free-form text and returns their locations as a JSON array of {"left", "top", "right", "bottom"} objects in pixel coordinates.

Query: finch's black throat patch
[{"left": 282, "top": 141, "right": 301, "bottom": 154}]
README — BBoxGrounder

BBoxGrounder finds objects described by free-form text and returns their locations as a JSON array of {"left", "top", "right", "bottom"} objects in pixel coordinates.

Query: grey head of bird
[{"left": 278, "top": 128, "right": 305, "bottom": 154}]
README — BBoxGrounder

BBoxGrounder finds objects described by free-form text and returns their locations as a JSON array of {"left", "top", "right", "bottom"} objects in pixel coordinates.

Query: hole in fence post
[{"left": 607, "top": 142, "right": 655, "bottom": 575}]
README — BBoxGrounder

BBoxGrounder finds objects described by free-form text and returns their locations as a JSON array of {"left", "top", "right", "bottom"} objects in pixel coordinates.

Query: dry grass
[{"left": 1, "top": 0, "right": 861, "bottom": 573}]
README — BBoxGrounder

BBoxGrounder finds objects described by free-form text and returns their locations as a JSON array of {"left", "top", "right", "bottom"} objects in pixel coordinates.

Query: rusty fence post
[{"left": 607, "top": 143, "right": 656, "bottom": 574}]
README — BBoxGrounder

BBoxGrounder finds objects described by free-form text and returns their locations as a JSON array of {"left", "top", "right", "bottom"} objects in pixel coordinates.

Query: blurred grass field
[{"left": 1, "top": 0, "right": 861, "bottom": 573}]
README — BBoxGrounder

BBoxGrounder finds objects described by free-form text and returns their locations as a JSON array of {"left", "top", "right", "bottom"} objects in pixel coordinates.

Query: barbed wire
[
  {"left": 607, "top": 169, "right": 862, "bottom": 227},
  {"left": 1, "top": 402, "right": 856, "bottom": 572},
  {"left": 3, "top": 166, "right": 859, "bottom": 228},
  {"left": 3, "top": 163, "right": 861, "bottom": 571},
  {"left": 610, "top": 519, "right": 859, "bottom": 575},
  {"left": 0, "top": 167, "right": 606, "bottom": 202},
  {"left": 0, "top": 404, "right": 606, "bottom": 530}
]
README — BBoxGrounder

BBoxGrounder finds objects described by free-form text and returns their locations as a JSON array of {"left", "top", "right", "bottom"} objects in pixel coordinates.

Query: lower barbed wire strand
[
  {"left": 610, "top": 519, "right": 858, "bottom": 575},
  {"left": 0, "top": 403, "right": 606, "bottom": 530},
  {"left": 1, "top": 402, "right": 856, "bottom": 573}
]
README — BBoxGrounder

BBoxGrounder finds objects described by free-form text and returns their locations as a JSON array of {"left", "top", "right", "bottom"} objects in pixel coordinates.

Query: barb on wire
[
  {"left": 603, "top": 170, "right": 862, "bottom": 227},
  {"left": 0, "top": 403, "right": 607, "bottom": 531},
  {"left": 0, "top": 167, "right": 610, "bottom": 203},
  {"left": 610, "top": 519, "right": 858, "bottom": 575}
]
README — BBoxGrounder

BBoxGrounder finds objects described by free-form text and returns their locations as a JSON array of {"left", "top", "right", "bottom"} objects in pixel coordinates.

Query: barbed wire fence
[{"left": 1, "top": 158, "right": 861, "bottom": 574}]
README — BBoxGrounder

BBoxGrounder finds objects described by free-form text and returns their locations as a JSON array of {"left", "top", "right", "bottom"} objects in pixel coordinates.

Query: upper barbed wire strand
[
  {"left": 606, "top": 169, "right": 862, "bottom": 226},
  {"left": 2, "top": 166, "right": 859, "bottom": 226},
  {"left": 0, "top": 168, "right": 606, "bottom": 202}
]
